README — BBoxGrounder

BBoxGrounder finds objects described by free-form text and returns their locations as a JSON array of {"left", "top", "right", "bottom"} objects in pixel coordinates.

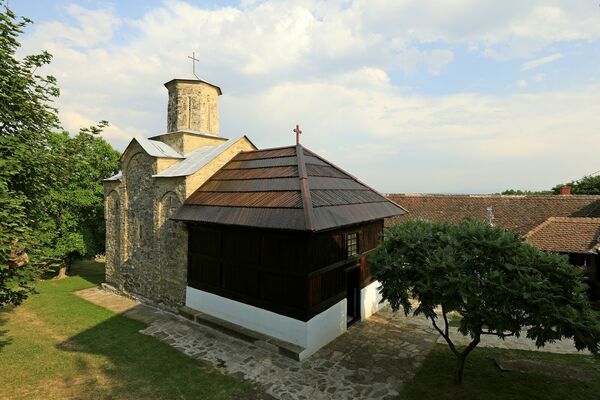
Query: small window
[{"left": 347, "top": 233, "right": 358, "bottom": 257}]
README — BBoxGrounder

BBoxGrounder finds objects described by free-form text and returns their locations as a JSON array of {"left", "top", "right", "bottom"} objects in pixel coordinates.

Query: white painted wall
[
  {"left": 186, "top": 286, "right": 346, "bottom": 360},
  {"left": 361, "top": 280, "right": 385, "bottom": 320}
]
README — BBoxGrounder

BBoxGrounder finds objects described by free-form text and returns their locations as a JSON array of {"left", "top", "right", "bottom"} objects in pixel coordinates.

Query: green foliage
[
  {"left": 553, "top": 175, "right": 600, "bottom": 195},
  {"left": 39, "top": 127, "right": 120, "bottom": 265},
  {"left": 0, "top": 4, "right": 60, "bottom": 306},
  {"left": 370, "top": 219, "right": 600, "bottom": 383},
  {"left": 0, "top": 4, "right": 120, "bottom": 307},
  {"left": 501, "top": 172, "right": 600, "bottom": 196},
  {"left": 499, "top": 189, "right": 553, "bottom": 195}
]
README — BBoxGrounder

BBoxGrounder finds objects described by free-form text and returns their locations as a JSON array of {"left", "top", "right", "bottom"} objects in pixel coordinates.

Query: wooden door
[{"left": 346, "top": 266, "right": 360, "bottom": 326}]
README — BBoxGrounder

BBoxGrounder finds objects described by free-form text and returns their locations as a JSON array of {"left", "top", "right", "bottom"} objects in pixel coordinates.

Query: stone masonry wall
[
  {"left": 104, "top": 140, "right": 189, "bottom": 309},
  {"left": 155, "top": 132, "right": 226, "bottom": 156},
  {"left": 104, "top": 181, "right": 122, "bottom": 288},
  {"left": 103, "top": 137, "right": 252, "bottom": 308},
  {"left": 166, "top": 81, "right": 219, "bottom": 135}
]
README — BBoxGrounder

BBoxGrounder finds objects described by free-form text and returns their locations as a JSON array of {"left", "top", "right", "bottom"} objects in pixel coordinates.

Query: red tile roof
[
  {"left": 525, "top": 217, "right": 600, "bottom": 254},
  {"left": 386, "top": 194, "right": 600, "bottom": 254}
]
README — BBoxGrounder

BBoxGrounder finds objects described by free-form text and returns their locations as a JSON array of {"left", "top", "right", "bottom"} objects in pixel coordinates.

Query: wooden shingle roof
[{"left": 173, "top": 144, "right": 406, "bottom": 231}]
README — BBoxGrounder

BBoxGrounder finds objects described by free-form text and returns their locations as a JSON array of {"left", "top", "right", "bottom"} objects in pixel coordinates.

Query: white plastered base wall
[
  {"left": 186, "top": 286, "right": 347, "bottom": 360},
  {"left": 186, "top": 280, "right": 385, "bottom": 360},
  {"left": 360, "top": 280, "right": 385, "bottom": 320}
]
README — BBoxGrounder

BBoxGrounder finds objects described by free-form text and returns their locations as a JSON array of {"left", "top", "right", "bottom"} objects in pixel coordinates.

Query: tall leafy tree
[
  {"left": 0, "top": 4, "right": 60, "bottom": 306},
  {"left": 42, "top": 124, "right": 120, "bottom": 277},
  {"left": 1, "top": 4, "right": 120, "bottom": 304},
  {"left": 370, "top": 219, "right": 600, "bottom": 384}
]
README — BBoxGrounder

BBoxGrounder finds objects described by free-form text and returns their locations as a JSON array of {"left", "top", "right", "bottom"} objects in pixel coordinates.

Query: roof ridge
[
  {"left": 153, "top": 136, "right": 253, "bottom": 178},
  {"left": 524, "top": 217, "right": 553, "bottom": 238},
  {"left": 302, "top": 147, "right": 407, "bottom": 213},
  {"left": 296, "top": 144, "right": 314, "bottom": 231},
  {"left": 547, "top": 216, "right": 600, "bottom": 223}
]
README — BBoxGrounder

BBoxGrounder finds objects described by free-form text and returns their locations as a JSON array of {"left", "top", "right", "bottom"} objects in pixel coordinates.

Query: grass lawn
[
  {"left": 401, "top": 344, "right": 600, "bottom": 400},
  {"left": 0, "top": 260, "right": 250, "bottom": 400}
]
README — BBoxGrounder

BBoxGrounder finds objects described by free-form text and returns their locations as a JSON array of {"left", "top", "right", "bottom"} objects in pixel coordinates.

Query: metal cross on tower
[
  {"left": 293, "top": 124, "right": 302, "bottom": 145},
  {"left": 188, "top": 52, "right": 199, "bottom": 79}
]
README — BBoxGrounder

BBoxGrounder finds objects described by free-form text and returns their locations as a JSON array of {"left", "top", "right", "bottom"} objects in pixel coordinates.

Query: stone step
[{"left": 179, "top": 306, "right": 305, "bottom": 361}]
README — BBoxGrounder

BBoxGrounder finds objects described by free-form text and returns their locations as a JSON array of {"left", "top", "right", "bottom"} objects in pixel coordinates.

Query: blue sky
[{"left": 12, "top": 0, "right": 600, "bottom": 193}]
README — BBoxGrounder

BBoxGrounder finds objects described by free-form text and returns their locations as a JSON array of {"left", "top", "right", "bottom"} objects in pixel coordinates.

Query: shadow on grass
[
  {"left": 69, "top": 259, "right": 105, "bottom": 286},
  {"left": 41, "top": 259, "right": 105, "bottom": 287},
  {"left": 0, "top": 308, "right": 12, "bottom": 351},
  {"left": 54, "top": 309, "right": 246, "bottom": 399},
  {"left": 42, "top": 260, "right": 249, "bottom": 399}
]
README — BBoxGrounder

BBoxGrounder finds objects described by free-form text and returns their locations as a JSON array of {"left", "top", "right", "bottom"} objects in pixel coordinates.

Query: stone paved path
[
  {"left": 76, "top": 288, "right": 438, "bottom": 400},
  {"left": 75, "top": 288, "right": 589, "bottom": 399}
]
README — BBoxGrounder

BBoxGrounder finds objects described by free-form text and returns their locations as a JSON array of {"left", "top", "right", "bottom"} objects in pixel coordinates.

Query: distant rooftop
[{"left": 387, "top": 193, "right": 600, "bottom": 254}]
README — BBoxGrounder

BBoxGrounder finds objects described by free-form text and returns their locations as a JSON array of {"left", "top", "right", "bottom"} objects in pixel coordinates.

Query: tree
[
  {"left": 1, "top": 4, "right": 120, "bottom": 302},
  {"left": 499, "top": 189, "right": 552, "bottom": 195},
  {"left": 370, "top": 219, "right": 600, "bottom": 384},
  {"left": 553, "top": 175, "right": 600, "bottom": 195},
  {"left": 0, "top": 4, "right": 60, "bottom": 307},
  {"left": 41, "top": 123, "right": 119, "bottom": 278}
]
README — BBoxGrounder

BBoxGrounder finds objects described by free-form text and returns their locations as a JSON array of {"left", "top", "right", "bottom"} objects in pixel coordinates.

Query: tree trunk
[
  {"left": 455, "top": 355, "right": 466, "bottom": 384},
  {"left": 55, "top": 263, "right": 68, "bottom": 279},
  {"left": 66, "top": 253, "right": 72, "bottom": 274}
]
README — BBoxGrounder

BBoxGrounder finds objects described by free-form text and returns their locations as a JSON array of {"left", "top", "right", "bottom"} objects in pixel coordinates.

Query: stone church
[
  {"left": 103, "top": 78, "right": 256, "bottom": 307},
  {"left": 104, "top": 76, "right": 404, "bottom": 359}
]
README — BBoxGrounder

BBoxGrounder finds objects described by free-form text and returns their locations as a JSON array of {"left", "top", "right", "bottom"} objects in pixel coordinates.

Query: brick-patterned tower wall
[{"left": 165, "top": 80, "right": 220, "bottom": 135}]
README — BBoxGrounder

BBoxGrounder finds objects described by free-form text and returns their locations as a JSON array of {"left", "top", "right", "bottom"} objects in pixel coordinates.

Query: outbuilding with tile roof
[{"left": 387, "top": 193, "right": 600, "bottom": 300}]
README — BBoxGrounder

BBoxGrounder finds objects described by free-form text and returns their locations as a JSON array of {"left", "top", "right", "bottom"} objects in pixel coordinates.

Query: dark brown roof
[
  {"left": 387, "top": 194, "right": 600, "bottom": 235},
  {"left": 174, "top": 145, "right": 406, "bottom": 231},
  {"left": 525, "top": 217, "right": 600, "bottom": 254}
]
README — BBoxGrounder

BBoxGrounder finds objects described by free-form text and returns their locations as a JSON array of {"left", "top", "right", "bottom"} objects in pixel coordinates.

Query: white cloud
[
  {"left": 521, "top": 53, "right": 564, "bottom": 71},
  {"left": 221, "top": 77, "right": 600, "bottom": 192},
  {"left": 517, "top": 79, "right": 528, "bottom": 88},
  {"left": 16, "top": 1, "right": 600, "bottom": 193},
  {"left": 533, "top": 73, "right": 545, "bottom": 82}
]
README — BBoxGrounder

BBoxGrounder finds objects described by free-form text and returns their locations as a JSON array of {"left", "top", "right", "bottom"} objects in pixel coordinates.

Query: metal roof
[
  {"left": 148, "top": 129, "right": 228, "bottom": 142},
  {"left": 164, "top": 77, "right": 222, "bottom": 95},
  {"left": 103, "top": 171, "right": 122, "bottom": 181},
  {"left": 173, "top": 145, "right": 406, "bottom": 231},
  {"left": 129, "top": 135, "right": 184, "bottom": 159},
  {"left": 153, "top": 136, "right": 252, "bottom": 178}
]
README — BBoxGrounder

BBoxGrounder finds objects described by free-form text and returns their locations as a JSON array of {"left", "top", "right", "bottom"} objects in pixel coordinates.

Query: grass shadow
[
  {"left": 0, "top": 307, "right": 13, "bottom": 351},
  {"left": 401, "top": 344, "right": 600, "bottom": 400},
  {"left": 56, "top": 313, "right": 246, "bottom": 399},
  {"left": 41, "top": 259, "right": 105, "bottom": 287},
  {"left": 69, "top": 259, "right": 105, "bottom": 286}
]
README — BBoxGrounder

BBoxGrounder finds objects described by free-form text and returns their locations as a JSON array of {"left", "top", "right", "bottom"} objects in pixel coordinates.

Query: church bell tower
[{"left": 164, "top": 78, "right": 221, "bottom": 135}]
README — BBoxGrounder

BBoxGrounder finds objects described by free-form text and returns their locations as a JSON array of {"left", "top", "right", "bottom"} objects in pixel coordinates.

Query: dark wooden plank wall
[
  {"left": 188, "top": 220, "right": 384, "bottom": 321},
  {"left": 188, "top": 224, "right": 308, "bottom": 320}
]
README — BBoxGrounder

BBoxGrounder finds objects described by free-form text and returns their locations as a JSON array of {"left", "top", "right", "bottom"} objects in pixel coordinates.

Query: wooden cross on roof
[
  {"left": 188, "top": 52, "right": 199, "bottom": 79},
  {"left": 293, "top": 124, "right": 302, "bottom": 145}
]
